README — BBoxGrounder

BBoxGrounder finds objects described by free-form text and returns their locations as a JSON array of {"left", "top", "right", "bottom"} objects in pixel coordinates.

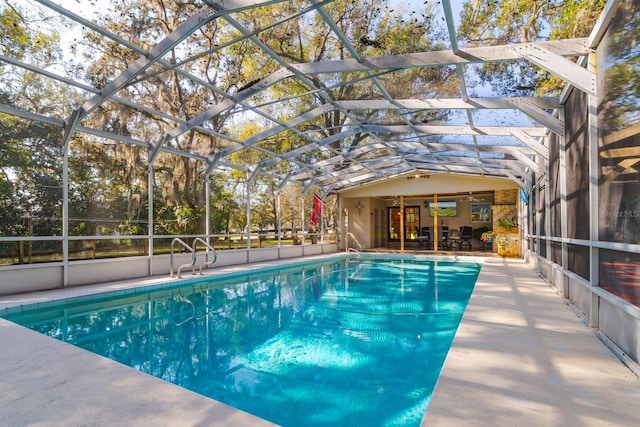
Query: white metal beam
[
  {"left": 506, "top": 147, "right": 539, "bottom": 171},
  {"left": 506, "top": 163, "right": 533, "bottom": 187},
  {"left": 335, "top": 97, "right": 558, "bottom": 111},
  {"left": 0, "top": 103, "right": 64, "bottom": 127},
  {"left": 512, "top": 43, "right": 596, "bottom": 97},
  {"left": 504, "top": 170, "right": 528, "bottom": 190},
  {"left": 290, "top": 39, "right": 589, "bottom": 74},
  {"left": 247, "top": 164, "right": 263, "bottom": 183},
  {"left": 363, "top": 124, "right": 548, "bottom": 137},
  {"left": 509, "top": 129, "right": 550, "bottom": 160},
  {"left": 511, "top": 100, "right": 565, "bottom": 136}
]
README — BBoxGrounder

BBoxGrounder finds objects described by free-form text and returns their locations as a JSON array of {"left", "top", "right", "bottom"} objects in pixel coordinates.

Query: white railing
[
  {"left": 170, "top": 238, "right": 195, "bottom": 278},
  {"left": 170, "top": 237, "right": 219, "bottom": 279},
  {"left": 193, "top": 237, "right": 217, "bottom": 275},
  {"left": 345, "top": 232, "right": 363, "bottom": 253}
]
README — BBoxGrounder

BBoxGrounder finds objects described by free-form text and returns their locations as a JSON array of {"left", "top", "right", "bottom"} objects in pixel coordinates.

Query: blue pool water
[{"left": 2, "top": 255, "right": 481, "bottom": 426}]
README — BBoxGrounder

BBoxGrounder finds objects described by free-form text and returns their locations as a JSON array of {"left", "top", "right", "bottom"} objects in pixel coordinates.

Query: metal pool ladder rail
[
  {"left": 346, "top": 232, "right": 363, "bottom": 253},
  {"left": 170, "top": 237, "right": 218, "bottom": 278},
  {"left": 193, "top": 237, "right": 217, "bottom": 275}
]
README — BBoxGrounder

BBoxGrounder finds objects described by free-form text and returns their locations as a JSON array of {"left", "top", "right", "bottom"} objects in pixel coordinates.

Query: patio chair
[
  {"left": 459, "top": 226, "right": 472, "bottom": 250},
  {"left": 448, "top": 228, "right": 460, "bottom": 249},
  {"left": 418, "top": 227, "right": 431, "bottom": 249},
  {"left": 439, "top": 226, "right": 450, "bottom": 250}
]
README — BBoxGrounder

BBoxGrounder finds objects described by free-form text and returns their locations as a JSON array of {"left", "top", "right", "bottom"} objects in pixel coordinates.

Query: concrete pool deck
[
  {"left": 423, "top": 258, "right": 639, "bottom": 426},
  {"left": 0, "top": 256, "right": 638, "bottom": 426}
]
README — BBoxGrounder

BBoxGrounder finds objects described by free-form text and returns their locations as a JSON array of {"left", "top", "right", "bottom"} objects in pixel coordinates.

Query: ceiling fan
[{"left": 462, "top": 193, "right": 487, "bottom": 202}]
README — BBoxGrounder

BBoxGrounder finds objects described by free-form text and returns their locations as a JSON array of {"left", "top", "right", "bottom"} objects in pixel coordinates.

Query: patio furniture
[
  {"left": 439, "top": 226, "right": 450, "bottom": 250},
  {"left": 418, "top": 227, "right": 431, "bottom": 249},
  {"left": 459, "top": 226, "right": 473, "bottom": 250},
  {"left": 448, "top": 228, "right": 461, "bottom": 250}
]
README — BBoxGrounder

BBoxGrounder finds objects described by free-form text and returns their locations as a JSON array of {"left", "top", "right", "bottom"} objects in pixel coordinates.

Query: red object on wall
[{"left": 311, "top": 193, "right": 324, "bottom": 226}]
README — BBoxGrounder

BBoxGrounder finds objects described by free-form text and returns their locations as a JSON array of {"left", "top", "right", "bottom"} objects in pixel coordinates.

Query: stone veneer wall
[
  {"left": 494, "top": 188, "right": 518, "bottom": 205},
  {"left": 492, "top": 189, "right": 519, "bottom": 230},
  {"left": 491, "top": 189, "right": 520, "bottom": 256}
]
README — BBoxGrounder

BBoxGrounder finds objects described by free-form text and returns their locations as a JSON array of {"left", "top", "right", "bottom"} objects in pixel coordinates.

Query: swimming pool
[{"left": 2, "top": 254, "right": 481, "bottom": 426}]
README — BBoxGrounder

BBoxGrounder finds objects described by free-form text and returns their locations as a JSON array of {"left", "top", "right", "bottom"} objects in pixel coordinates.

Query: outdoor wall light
[{"left": 355, "top": 201, "right": 364, "bottom": 215}]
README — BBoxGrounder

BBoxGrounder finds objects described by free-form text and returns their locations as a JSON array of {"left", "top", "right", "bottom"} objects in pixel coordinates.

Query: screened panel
[
  {"left": 68, "top": 238, "right": 148, "bottom": 261},
  {"left": 0, "top": 119, "right": 63, "bottom": 238},
  {"left": 68, "top": 139, "right": 149, "bottom": 238},
  {"left": 0, "top": 240, "right": 62, "bottom": 266},
  {"left": 528, "top": 185, "right": 537, "bottom": 254},
  {"left": 549, "top": 134, "right": 562, "bottom": 237},
  {"left": 0, "top": 117, "right": 63, "bottom": 265},
  {"left": 599, "top": 249, "right": 640, "bottom": 307},
  {"left": 566, "top": 244, "right": 590, "bottom": 281},
  {"left": 152, "top": 152, "right": 206, "bottom": 238},
  {"left": 67, "top": 138, "right": 149, "bottom": 260},
  {"left": 528, "top": 237, "right": 536, "bottom": 255},
  {"left": 564, "top": 89, "right": 590, "bottom": 241},
  {"left": 596, "top": 0, "right": 640, "bottom": 245},
  {"left": 548, "top": 132, "right": 561, "bottom": 238},
  {"left": 537, "top": 183, "right": 546, "bottom": 258},
  {"left": 550, "top": 241, "right": 562, "bottom": 266},
  {"left": 530, "top": 186, "right": 537, "bottom": 236}
]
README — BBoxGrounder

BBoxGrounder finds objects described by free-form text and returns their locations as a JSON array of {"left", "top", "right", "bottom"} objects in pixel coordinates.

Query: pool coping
[{"left": 1, "top": 255, "right": 638, "bottom": 426}]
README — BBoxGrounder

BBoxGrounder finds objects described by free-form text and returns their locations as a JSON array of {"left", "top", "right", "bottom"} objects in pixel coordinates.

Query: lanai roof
[{"left": 1, "top": 0, "right": 601, "bottom": 194}]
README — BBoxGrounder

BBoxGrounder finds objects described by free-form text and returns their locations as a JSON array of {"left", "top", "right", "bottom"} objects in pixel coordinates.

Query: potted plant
[
  {"left": 480, "top": 230, "right": 496, "bottom": 243},
  {"left": 496, "top": 217, "right": 518, "bottom": 233}
]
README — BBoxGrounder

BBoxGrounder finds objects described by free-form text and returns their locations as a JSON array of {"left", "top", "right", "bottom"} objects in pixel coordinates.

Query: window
[{"left": 470, "top": 203, "right": 491, "bottom": 222}]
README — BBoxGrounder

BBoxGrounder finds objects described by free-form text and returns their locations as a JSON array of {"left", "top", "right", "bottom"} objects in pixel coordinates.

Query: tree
[
  {"left": 71, "top": 0, "right": 233, "bottom": 237},
  {"left": 0, "top": 4, "right": 67, "bottom": 238},
  {"left": 233, "top": 0, "right": 457, "bottom": 177},
  {"left": 251, "top": 178, "right": 278, "bottom": 235},
  {"left": 458, "top": 0, "right": 607, "bottom": 96},
  {"left": 597, "top": 0, "right": 640, "bottom": 135}
]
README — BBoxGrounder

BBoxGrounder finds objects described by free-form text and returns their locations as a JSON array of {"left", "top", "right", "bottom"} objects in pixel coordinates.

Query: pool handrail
[
  {"left": 345, "top": 232, "right": 363, "bottom": 253},
  {"left": 170, "top": 238, "right": 195, "bottom": 278},
  {"left": 193, "top": 237, "right": 217, "bottom": 275}
]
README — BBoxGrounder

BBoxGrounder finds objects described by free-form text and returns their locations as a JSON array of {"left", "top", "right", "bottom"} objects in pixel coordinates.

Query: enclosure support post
[
  {"left": 320, "top": 195, "right": 325, "bottom": 245},
  {"left": 545, "top": 161, "right": 551, "bottom": 273},
  {"left": 148, "top": 163, "right": 154, "bottom": 275},
  {"left": 433, "top": 194, "right": 438, "bottom": 253},
  {"left": 559, "top": 109, "right": 569, "bottom": 295},
  {"left": 205, "top": 175, "right": 211, "bottom": 247},
  {"left": 277, "top": 191, "right": 282, "bottom": 248},
  {"left": 246, "top": 173, "right": 251, "bottom": 254},
  {"left": 301, "top": 196, "right": 305, "bottom": 245},
  {"left": 588, "top": 51, "right": 600, "bottom": 329},
  {"left": 400, "top": 195, "right": 405, "bottom": 252},
  {"left": 62, "top": 143, "right": 69, "bottom": 286}
]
